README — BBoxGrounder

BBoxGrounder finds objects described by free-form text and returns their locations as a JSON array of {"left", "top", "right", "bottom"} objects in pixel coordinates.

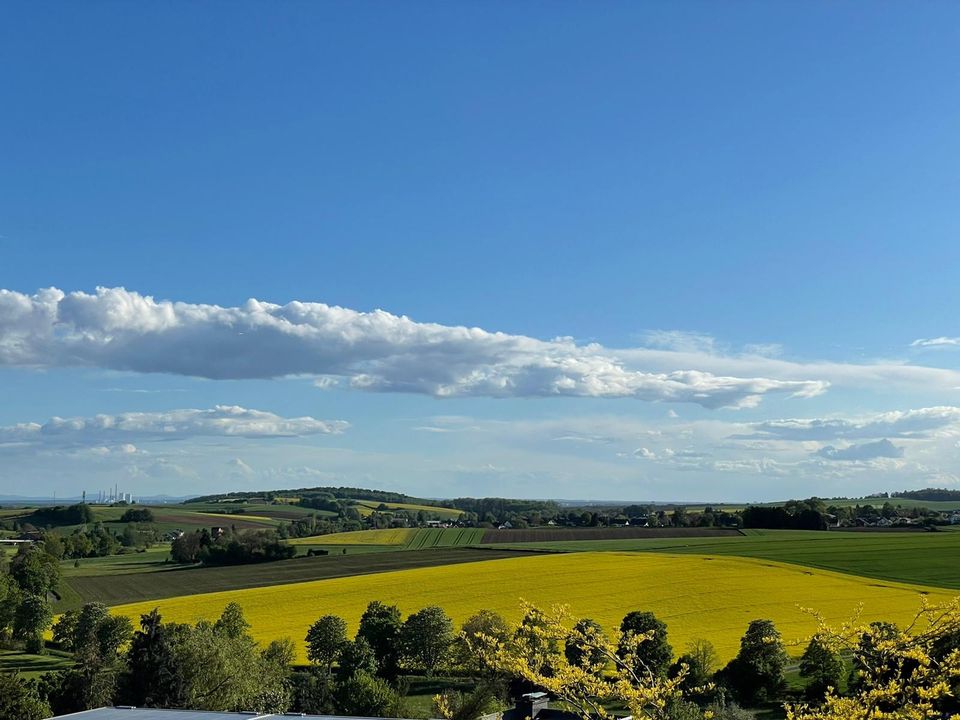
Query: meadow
[
  {"left": 352, "top": 500, "right": 464, "bottom": 520},
  {"left": 107, "top": 551, "right": 954, "bottom": 664}
]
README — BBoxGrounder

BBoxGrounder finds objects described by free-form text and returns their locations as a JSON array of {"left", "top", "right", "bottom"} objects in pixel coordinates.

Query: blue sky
[{"left": 2, "top": 2, "right": 960, "bottom": 501}]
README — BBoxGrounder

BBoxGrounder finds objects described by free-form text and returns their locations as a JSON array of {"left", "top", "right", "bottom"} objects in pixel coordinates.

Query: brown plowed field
[{"left": 481, "top": 527, "right": 742, "bottom": 543}]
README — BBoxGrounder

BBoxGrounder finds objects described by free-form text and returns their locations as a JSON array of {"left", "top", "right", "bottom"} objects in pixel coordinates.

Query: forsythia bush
[
  {"left": 447, "top": 599, "right": 960, "bottom": 720},
  {"left": 456, "top": 602, "right": 702, "bottom": 720},
  {"left": 787, "top": 597, "right": 960, "bottom": 720}
]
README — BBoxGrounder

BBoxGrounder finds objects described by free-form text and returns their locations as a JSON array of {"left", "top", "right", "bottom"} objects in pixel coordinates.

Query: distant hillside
[
  {"left": 891, "top": 488, "right": 960, "bottom": 502},
  {"left": 186, "top": 485, "right": 427, "bottom": 505}
]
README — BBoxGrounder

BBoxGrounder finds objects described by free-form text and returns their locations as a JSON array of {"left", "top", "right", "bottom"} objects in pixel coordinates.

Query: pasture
[
  {"left": 487, "top": 528, "right": 960, "bottom": 589},
  {"left": 107, "top": 551, "right": 955, "bottom": 664}
]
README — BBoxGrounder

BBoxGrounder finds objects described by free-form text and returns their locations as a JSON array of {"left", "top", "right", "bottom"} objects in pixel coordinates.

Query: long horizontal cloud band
[
  {"left": 0, "top": 405, "right": 347, "bottom": 446},
  {"left": 0, "top": 287, "right": 826, "bottom": 409}
]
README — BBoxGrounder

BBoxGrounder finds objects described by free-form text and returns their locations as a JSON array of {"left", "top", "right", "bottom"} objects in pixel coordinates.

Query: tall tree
[
  {"left": 401, "top": 606, "right": 454, "bottom": 677},
  {"left": 456, "top": 609, "right": 511, "bottom": 674},
  {"left": 565, "top": 618, "right": 607, "bottom": 668},
  {"left": 799, "top": 635, "right": 845, "bottom": 699},
  {"left": 13, "top": 594, "right": 52, "bottom": 654},
  {"left": 619, "top": 611, "right": 673, "bottom": 677},
  {"left": 305, "top": 615, "right": 348, "bottom": 672},
  {"left": 119, "top": 609, "right": 188, "bottom": 708},
  {"left": 357, "top": 601, "right": 403, "bottom": 680},
  {"left": 719, "top": 619, "right": 788, "bottom": 705},
  {"left": 9, "top": 545, "right": 60, "bottom": 597}
]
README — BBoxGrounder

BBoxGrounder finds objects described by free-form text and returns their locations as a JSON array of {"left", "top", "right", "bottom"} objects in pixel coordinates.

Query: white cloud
[
  {"left": 618, "top": 337, "right": 960, "bottom": 396},
  {"left": 0, "top": 287, "right": 827, "bottom": 409},
  {"left": 735, "top": 406, "right": 960, "bottom": 442},
  {"left": 815, "top": 439, "right": 904, "bottom": 461},
  {"left": 911, "top": 336, "right": 960, "bottom": 348},
  {"left": 0, "top": 405, "right": 348, "bottom": 449}
]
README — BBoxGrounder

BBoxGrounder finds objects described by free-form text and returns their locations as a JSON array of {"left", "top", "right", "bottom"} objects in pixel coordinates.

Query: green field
[
  {"left": 487, "top": 528, "right": 960, "bottom": 589},
  {"left": 289, "top": 527, "right": 485, "bottom": 550},
  {"left": 403, "top": 527, "right": 486, "bottom": 548},
  {"left": 60, "top": 547, "right": 533, "bottom": 610},
  {"left": 0, "top": 650, "right": 73, "bottom": 679},
  {"left": 352, "top": 500, "right": 464, "bottom": 520},
  {"left": 60, "top": 546, "right": 173, "bottom": 576}
]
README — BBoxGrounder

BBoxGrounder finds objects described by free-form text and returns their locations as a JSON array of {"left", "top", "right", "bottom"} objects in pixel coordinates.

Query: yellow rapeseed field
[
  {"left": 287, "top": 528, "right": 416, "bottom": 545},
  {"left": 109, "top": 552, "right": 956, "bottom": 663}
]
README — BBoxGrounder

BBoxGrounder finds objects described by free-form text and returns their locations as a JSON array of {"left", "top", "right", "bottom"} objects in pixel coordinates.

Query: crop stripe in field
[{"left": 61, "top": 547, "right": 537, "bottom": 611}]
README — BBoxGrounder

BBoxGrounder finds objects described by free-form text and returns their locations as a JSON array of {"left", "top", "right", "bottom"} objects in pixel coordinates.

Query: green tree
[
  {"left": 0, "top": 672, "right": 51, "bottom": 720},
  {"left": 173, "top": 605, "right": 292, "bottom": 712},
  {"left": 0, "top": 572, "right": 19, "bottom": 636},
  {"left": 337, "top": 637, "right": 378, "bottom": 681},
  {"left": 9, "top": 545, "right": 60, "bottom": 597},
  {"left": 719, "top": 619, "right": 788, "bottom": 705},
  {"left": 14, "top": 594, "right": 52, "bottom": 654},
  {"left": 119, "top": 609, "right": 187, "bottom": 708},
  {"left": 799, "top": 635, "right": 845, "bottom": 699},
  {"left": 290, "top": 667, "right": 336, "bottom": 715},
  {"left": 42, "top": 531, "right": 65, "bottom": 560},
  {"left": 401, "top": 606, "right": 454, "bottom": 677},
  {"left": 305, "top": 615, "right": 348, "bottom": 671},
  {"left": 357, "top": 601, "right": 403, "bottom": 679},
  {"left": 619, "top": 610, "right": 673, "bottom": 677},
  {"left": 214, "top": 602, "right": 250, "bottom": 639},
  {"left": 456, "top": 609, "right": 511, "bottom": 674},
  {"left": 565, "top": 618, "right": 607, "bottom": 668},
  {"left": 336, "top": 670, "right": 405, "bottom": 718}
]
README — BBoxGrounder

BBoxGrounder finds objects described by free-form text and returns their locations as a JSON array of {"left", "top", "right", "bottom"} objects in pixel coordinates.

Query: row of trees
[
  {"left": 10, "top": 603, "right": 295, "bottom": 717},
  {"left": 170, "top": 528, "right": 295, "bottom": 565},
  {"left": 4, "top": 586, "right": 960, "bottom": 719}
]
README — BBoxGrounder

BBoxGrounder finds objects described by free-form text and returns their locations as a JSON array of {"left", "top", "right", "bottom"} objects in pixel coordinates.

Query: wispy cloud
[
  {"left": 0, "top": 287, "right": 827, "bottom": 408},
  {"left": 733, "top": 406, "right": 960, "bottom": 442},
  {"left": 0, "top": 405, "right": 348, "bottom": 449},
  {"left": 815, "top": 438, "right": 904, "bottom": 461},
  {"left": 911, "top": 336, "right": 960, "bottom": 348}
]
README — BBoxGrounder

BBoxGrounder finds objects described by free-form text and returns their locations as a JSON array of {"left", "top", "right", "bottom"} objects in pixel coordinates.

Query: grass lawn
[
  {"left": 60, "top": 545, "right": 173, "bottom": 577},
  {"left": 0, "top": 649, "right": 73, "bottom": 679},
  {"left": 483, "top": 528, "right": 960, "bottom": 589}
]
